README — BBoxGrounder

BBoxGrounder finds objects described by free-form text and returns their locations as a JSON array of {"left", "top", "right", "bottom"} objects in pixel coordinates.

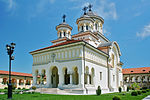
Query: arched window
[
  {"left": 112, "top": 54, "right": 114, "bottom": 67},
  {"left": 81, "top": 26, "right": 84, "bottom": 31},
  {"left": 60, "top": 32, "right": 62, "bottom": 38},
  {"left": 95, "top": 23, "right": 98, "bottom": 30},
  {"left": 64, "top": 32, "right": 66, "bottom": 37},
  {"left": 86, "top": 25, "right": 88, "bottom": 30}
]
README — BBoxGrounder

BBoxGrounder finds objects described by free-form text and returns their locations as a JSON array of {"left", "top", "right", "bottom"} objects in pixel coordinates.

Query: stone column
[
  {"left": 87, "top": 74, "right": 89, "bottom": 84},
  {"left": 58, "top": 68, "right": 63, "bottom": 87},
  {"left": 70, "top": 74, "right": 73, "bottom": 84},
  {"left": 33, "top": 74, "right": 37, "bottom": 85},
  {"left": 84, "top": 23, "right": 86, "bottom": 32},
  {"left": 46, "top": 69, "right": 51, "bottom": 87},
  {"left": 68, "top": 71, "right": 73, "bottom": 84}
]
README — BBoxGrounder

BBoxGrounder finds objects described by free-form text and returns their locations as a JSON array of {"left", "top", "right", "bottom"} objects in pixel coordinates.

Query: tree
[{"left": 131, "top": 83, "right": 140, "bottom": 90}]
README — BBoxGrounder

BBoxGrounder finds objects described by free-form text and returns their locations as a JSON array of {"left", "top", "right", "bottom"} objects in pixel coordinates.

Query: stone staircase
[
  {"left": 35, "top": 88, "right": 70, "bottom": 94},
  {"left": 35, "top": 88, "right": 85, "bottom": 95}
]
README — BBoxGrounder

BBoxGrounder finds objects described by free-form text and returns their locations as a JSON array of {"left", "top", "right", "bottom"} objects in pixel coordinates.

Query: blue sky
[{"left": 0, "top": 0, "right": 150, "bottom": 74}]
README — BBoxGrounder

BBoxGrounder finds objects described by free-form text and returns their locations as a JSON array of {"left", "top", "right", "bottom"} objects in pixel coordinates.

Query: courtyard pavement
[{"left": 143, "top": 95, "right": 150, "bottom": 100}]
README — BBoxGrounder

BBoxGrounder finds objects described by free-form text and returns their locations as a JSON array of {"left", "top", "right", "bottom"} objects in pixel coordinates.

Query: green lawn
[{"left": 0, "top": 91, "right": 150, "bottom": 100}]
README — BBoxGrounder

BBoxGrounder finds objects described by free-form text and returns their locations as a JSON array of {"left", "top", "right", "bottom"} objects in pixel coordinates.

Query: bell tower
[{"left": 56, "top": 14, "right": 72, "bottom": 39}]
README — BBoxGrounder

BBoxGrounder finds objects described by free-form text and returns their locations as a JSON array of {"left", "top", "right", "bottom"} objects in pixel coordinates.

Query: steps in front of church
[{"left": 35, "top": 88, "right": 85, "bottom": 95}]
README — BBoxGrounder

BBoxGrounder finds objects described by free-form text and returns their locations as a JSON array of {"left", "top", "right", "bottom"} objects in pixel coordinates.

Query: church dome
[
  {"left": 56, "top": 15, "right": 72, "bottom": 39},
  {"left": 76, "top": 4, "right": 104, "bottom": 34}
]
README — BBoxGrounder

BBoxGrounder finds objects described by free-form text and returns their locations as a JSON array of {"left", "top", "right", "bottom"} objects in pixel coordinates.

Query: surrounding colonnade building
[
  {"left": 30, "top": 5, "right": 123, "bottom": 94},
  {"left": 123, "top": 67, "right": 150, "bottom": 88}
]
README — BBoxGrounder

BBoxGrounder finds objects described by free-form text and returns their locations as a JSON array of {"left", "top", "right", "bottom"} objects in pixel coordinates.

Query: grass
[{"left": 0, "top": 90, "right": 150, "bottom": 100}]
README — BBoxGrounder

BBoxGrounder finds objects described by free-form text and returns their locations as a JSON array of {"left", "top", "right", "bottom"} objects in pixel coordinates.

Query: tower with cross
[
  {"left": 56, "top": 14, "right": 72, "bottom": 39},
  {"left": 62, "top": 14, "right": 66, "bottom": 23}
]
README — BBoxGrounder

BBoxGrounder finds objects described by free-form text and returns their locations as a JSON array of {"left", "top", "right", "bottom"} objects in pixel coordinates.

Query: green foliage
[
  {"left": 118, "top": 87, "right": 122, "bottom": 93},
  {"left": 4, "top": 91, "right": 8, "bottom": 94},
  {"left": 96, "top": 86, "right": 101, "bottom": 96},
  {"left": 146, "top": 89, "right": 149, "bottom": 92},
  {"left": 15, "top": 91, "right": 20, "bottom": 94},
  {"left": 112, "top": 95, "right": 121, "bottom": 100},
  {"left": 142, "top": 87, "right": 148, "bottom": 90},
  {"left": 12, "top": 85, "right": 16, "bottom": 90},
  {"left": 127, "top": 86, "right": 129, "bottom": 92},
  {"left": 32, "top": 86, "right": 36, "bottom": 91},
  {"left": 137, "top": 91, "right": 142, "bottom": 95},
  {"left": 142, "top": 90, "right": 147, "bottom": 93},
  {"left": 22, "top": 92, "right": 28, "bottom": 94},
  {"left": 131, "top": 83, "right": 140, "bottom": 90},
  {"left": 18, "top": 87, "right": 21, "bottom": 90},
  {"left": 131, "top": 91, "right": 138, "bottom": 96},
  {"left": 22, "top": 87, "right": 26, "bottom": 90}
]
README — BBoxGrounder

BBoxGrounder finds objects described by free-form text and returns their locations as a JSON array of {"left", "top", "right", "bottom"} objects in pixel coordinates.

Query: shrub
[
  {"left": 137, "top": 91, "right": 142, "bottom": 95},
  {"left": 146, "top": 89, "right": 149, "bottom": 92},
  {"left": 32, "top": 86, "right": 36, "bottom": 90},
  {"left": 142, "top": 90, "right": 146, "bottom": 93},
  {"left": 112, "top": 95, "right": 121, "bottom": 100},
  {"left": 4, "top": 87, "right": 8, "bottom": 89},
  {"left": 127, "top": 86, "right": 129, "bottom": 92},
  {"left": 23, "top": 92, "right": 28, "bottom": 94},
  {"left": 18, "top": 87, "right": 21, "bottom": 90},
  {"left": 131, "top": 83, "right": 140, "bottom": 90},
  {"left": 131, "top": 91, "right": 138, "bottom": 96},
  {"left": 22, "top": 87, "right": 25, "bottom": 90},
  {"left": 4, "top": 91, "right": 8, "bottom": 94},
  {"left": 118, "top": 87, "right": 122, "bottom": 93},
  {"left": 15, "top": 91, "right": 20, "bottom": 94},
  {"left": 12, "top": 85, "right": 16, "bottom": 90},
  {"left": 96, "top": 86, "right": 101, "bottom": 96},
  {"left": 142, "top": 87, "right": 148, "bottom": 90}
]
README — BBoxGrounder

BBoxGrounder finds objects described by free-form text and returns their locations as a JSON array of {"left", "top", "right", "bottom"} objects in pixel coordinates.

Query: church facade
[{"left": 30, "top": 5, "right": 123, "bottom": 94}]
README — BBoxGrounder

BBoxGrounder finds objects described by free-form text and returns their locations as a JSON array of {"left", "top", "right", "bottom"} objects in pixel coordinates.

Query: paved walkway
[{"left": 143, "top": 95, "right": 150, "bottom": 100}]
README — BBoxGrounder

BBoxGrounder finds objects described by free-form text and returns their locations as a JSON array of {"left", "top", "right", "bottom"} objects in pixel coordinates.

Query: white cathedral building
[{"left": 30, "top": 5, "right": 123, "bottom": 94}]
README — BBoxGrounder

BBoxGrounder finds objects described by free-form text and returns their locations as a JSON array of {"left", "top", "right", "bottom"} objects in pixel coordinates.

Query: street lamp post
[{"left": 6, "top": 43, "right": 16, "bottom": 99}]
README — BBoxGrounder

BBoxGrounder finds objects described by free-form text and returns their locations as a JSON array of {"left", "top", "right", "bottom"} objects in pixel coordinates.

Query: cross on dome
[
  {"left": 82, "top": 6, "right": 88, "bottom": 15},
  {"left": 88, "top": 4, "right": 93, "bottom": 11},
  {"left": 62, "top": 14, "right": 66, "bottom": 23}
]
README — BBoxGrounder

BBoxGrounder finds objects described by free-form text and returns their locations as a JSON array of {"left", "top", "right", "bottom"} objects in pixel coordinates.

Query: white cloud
[
  {"left": 103, "top": 28, "right": 111, "bottom": 36},
  {"left": 94, "top": 0, "right": 117, "bottom": 20},
  {"left": 69, "top": 0, "right": 117, "bottom": 20},
  {"left": 1, "top": 0, "right": 17, "bottom": 12},
  {"left": 136, "top": 24, "right": 150, "bottom": 38}
]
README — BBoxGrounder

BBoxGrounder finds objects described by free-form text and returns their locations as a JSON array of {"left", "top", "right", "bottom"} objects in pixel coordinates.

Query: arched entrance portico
[{"left": 51, "top": 67, "right": 59, "bottom": 88}]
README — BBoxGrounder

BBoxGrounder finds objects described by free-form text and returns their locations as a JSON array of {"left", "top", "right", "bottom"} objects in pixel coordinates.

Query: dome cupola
[
  {"left": 76, "top": 4, "right": 104, "bottom": 34},
  {"left": 56, "top": 14, "right": 72, "bottom": 39}
]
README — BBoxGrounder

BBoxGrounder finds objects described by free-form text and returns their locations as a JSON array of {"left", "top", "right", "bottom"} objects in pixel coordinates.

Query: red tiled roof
[
  {"left": 122, "top": 67, "right": 150, "bottom": 74},
  {"left": 30, "top": 40, "right": 82, "bottom": 53},
  {"left": 0, "top": 70, "right": 32, "bottom": 77}
]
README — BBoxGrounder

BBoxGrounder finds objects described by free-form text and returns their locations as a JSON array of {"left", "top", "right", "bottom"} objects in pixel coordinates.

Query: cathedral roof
[
  {"left": 30, "top": 40, "right": 82, "bottom": 54},
  {"left": 30, "top": 39, "right": 109, "bottom": 57},
  {"left": 123, "top": 67, "right": 150, "bottom": 74},
  {"left": 98, "top": 42, "right": 113, "bottom": 48},
  {"left": 0, "top": 70, "right": 32, "bottom": 77},
  {"left": 98, "top": 41, "right": 121, "bottom": 56},
  {"left": 56, "top": 22, "right": 72, "bottom": 30}
]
